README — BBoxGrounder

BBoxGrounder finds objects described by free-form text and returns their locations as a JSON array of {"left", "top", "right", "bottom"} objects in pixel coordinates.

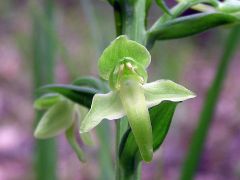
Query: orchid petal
[
  {"left": 144, "top": 80, "right": 196, "bottom": 108},
  {"left": 98, "top": 35, "right": 151, "bottom": 80},
  {"left": 34, "top": 100, "right": 74, "bottom": 139},
  {"left": 80, "top": 92, "right": 124, "bottom": 133}
]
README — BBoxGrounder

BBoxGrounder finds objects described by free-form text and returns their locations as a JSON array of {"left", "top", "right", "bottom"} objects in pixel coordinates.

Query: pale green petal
[
  {"left": 144, "top": 80, "right": 196, "bottom": 108},
  {"left": 34, "top": 100, "right": 74, "bottom": 139},
  {"left": 80, "top": 92, "right": 124, "bottom": 133},
  {"left": 98, "top": 35, "right": 151, "bottom": 80}
]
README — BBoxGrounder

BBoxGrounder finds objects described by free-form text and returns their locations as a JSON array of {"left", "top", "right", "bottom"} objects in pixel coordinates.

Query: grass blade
[
  {"left": 32, "top": 0, "right": 57, "bottom": 179},
  {"left": 40, "top": 84, "right": 97, "bottom": 108},
  {"left": 180, "top": 26, "right": 240, "bottom": 180},
  {"left": 79, "top": 1, "right": 115, "bottom": 179}
]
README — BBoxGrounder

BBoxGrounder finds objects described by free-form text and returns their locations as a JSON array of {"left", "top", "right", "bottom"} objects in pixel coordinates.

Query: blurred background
[{"left": 0, "top": 0, "right": 240, "bottom": 180}]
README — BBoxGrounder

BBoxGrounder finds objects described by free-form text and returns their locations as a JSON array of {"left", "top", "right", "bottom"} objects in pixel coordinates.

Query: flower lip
[{"left": 119, "top": 77, "right": 153, "bottom": 162}]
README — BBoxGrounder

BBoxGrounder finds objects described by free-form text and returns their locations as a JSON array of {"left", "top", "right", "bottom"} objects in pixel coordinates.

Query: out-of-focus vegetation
[{"left": 0, "top": 0, "right": 240, "bottom": 180}]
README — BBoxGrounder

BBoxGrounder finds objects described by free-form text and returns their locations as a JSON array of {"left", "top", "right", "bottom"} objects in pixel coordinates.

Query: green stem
[
  {"left": 180, "top": 26, "right": 240, "bottom": 180},
  {"left": 121, "top": 0, "right": 146, "bottom": 44},
  {"left": 32, "top": 0, "right": 57, "bottom": 180},
  {"left": 115, "top": 117, "right": 129, "bottom": 179},
  {"left": 114, "top": 0, "right": 147, "bottom": 44},
  {"left": 114, "top": 1, "right": 123, "bottom": 36},
  {"left": 114, "top": 1, "right": 129, "bottom": 174},
  {"left": 114, "top": 0, "right": 147, "bottom": 179},
  {"left": 119, "top": 162, "right": 142, "bottom": 180}
]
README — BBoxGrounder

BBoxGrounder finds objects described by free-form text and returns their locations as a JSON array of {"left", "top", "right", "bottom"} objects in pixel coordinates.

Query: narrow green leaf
[
  {"left": 31, "top": 0, "right": 57, "bottom": 179},
  {"left": 34, "top": 100, "right": 74, "bottom": 139},
  {"left": 146, "top": 0, "right": 153, "bottom": 14},
  {"left": 34, "top": 93, "right": 60, "bottom": 110},
  {"left": 65, "top": 124, "right": 86, "bottom": 162},
  {"left": 145, "top": 0, "right": 153, "bottom": 28},
  {"left": 40, "top": 84, "right": 97, "bottom": 108},
  {"left": 151, "top": 101, "right": 177, "bottom": 150},
  {"left": 98, "top": 35, "right": 151, "bottom": 80},
  {"left": 156, "top": 0, "right": 172, "bottom": 15},
  {"left": 119, "top": 101, "right": 178, "bottom": 172},
  {"left": 180, "top": 26, "right": 240, "bottom": 180},
  {"left": 147, "top": 12, "right": 239, "bottom": 48},
  {"left": 73, "top": 76, "right": 105, "bottom": 91}
]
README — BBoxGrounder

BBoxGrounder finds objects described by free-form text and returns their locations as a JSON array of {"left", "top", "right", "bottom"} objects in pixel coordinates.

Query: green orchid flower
[
  {"left": 34, "top": 94, "right": 93, "bottom": 162},
  {"left": 80, "top": 35, "right": 196, "bottom": 162}
]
